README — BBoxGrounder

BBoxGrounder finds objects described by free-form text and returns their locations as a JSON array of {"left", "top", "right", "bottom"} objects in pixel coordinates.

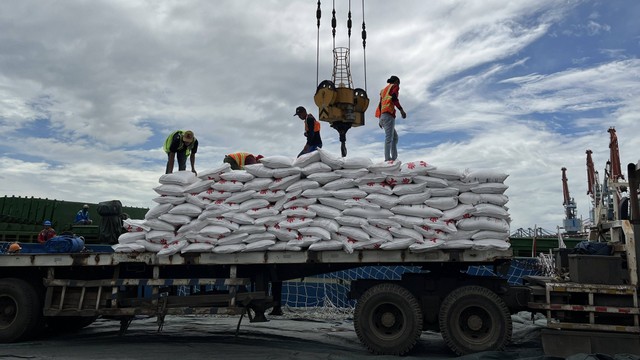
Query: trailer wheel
[
  {"left": 46, "top": 316, "right": 98, "bottom": 332},
  {"left": 439, "top": 285, "right": 512, "bottom": 355},
  {"left": 0, "top": 278, "right": 42, "bottom": 343},
  {"left": 354, "top": 283, "right": 422, "bottom": 355}
]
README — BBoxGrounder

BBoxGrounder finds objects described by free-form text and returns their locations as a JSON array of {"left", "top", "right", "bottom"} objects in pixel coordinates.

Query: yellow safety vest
[{"left": 163, "top": 130, "right": 195, "bottom": 156}]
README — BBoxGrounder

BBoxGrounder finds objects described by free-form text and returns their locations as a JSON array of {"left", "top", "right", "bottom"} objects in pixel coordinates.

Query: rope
[
  {"left": 316, "top": 0, "right": 322, "bottom": 86},
  {"left": 331, "top": 0, "right": 336, "bottom": 50},
  {"left": 361, "top": 0, "right": 367, "bottom": 91},
  {"left": 347, "top": 0, "right": 352, "bottom": 51}
]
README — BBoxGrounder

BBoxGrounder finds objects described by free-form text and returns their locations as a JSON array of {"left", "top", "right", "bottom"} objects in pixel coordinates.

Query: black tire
[
  {"left": 354, "top": 283, "right": 423, "bottom": 355},
  {"left": 46, "top": 316, "right": 98, "bottom": 333},
  {"left": 438, "top": 285, "right": 512, "bottom": 355},
  {"left": 0, "top": 278, "right": 43, "bottom": 342}
]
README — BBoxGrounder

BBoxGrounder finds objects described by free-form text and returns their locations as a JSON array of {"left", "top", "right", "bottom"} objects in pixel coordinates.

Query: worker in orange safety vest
[
  {"left": 223, "top": 152, "right": 263, "bottom": 170},
  {"left": 375, "top": 75, "right": 407, "bottom": 161},
  {"left": 294, "top": 106, "right": 322, "bottom": 158}
]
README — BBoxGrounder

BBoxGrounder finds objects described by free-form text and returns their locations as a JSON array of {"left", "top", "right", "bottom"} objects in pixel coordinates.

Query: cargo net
[
  {"left": 281, "top": 260, "right": 543, "bottom": 318},
  {"left": 466, "top": 258, "right": 543, "bottom": 285},
  {"left": 279, "top": 266, "right": 421, "bottom": 319},
  {"left": 178, "top": 261, "right": 542, "bottom": 319}
]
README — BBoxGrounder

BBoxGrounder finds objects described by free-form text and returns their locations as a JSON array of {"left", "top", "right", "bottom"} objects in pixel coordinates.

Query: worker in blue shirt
[{"left": 74, "top": 204, "right": 93, "bottom": 225}]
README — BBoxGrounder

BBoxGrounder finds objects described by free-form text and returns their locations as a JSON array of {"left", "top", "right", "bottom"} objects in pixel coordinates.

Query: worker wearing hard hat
[
  {"left": 294, "top": 106, "right": 322, "bottom": 157},
  {"left": 7, "top": 242, "right": 21, "bottom": 254},
  {"left": 37, "top": 220, "right": 57, "bottom": 244},
  {"left": 164, "top": 130, "right": 198, "bottom": 175},
  {"left": 74, "top": 204, "right": 93, "bottom": 225},
  {"left": 375, "top": 75, "right": 407, "bottom": 161},
  {"left": 223, "top": 152, "right": 264, "bottom": 170}
]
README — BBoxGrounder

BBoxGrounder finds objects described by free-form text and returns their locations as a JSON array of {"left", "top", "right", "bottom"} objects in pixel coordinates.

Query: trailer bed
[{"left": 0, "top": 248, "right": 512, "bottom": 267}]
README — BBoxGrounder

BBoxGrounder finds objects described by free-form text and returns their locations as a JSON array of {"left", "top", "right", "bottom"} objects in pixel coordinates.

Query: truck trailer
[
  {"left": 0, "top": 158, "right": 638, "bottom": 357},
  {"left": 0, "top": 245, "right": 529, "bottom": 356}
]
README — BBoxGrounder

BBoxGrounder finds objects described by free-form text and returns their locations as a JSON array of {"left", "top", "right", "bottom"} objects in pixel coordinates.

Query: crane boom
[
  {"left": 608, "top": 127, "right": 624, "bottom": 181},
  {"left": 560, "top": 167, "right": 580, "bottom": 233},
  {"left": 586, "top": 150, "right": 596, "bottom": 197},
  {"left": 561, "top": 167, "right": 570, "bottom": 206}
]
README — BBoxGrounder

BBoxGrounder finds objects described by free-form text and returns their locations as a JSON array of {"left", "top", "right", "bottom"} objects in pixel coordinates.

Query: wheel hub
[
  {"left": 467, "top": 314, "right": 483, "bottom": 331},
  {"left": 0, "top": 296, "right": 17, "bottom": 327},
  {"left": 380, "top": 311, "right": 396, "bottom": 327}
]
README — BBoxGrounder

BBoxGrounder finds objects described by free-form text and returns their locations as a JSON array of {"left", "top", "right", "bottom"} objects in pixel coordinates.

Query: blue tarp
[{"left": 44, "top": 235, "right": 85, "bottom": 253}]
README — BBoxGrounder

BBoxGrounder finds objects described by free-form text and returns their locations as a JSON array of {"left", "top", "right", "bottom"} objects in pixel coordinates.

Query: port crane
[
  {"left": 587, "top": 127, "right": 631, "bottom": 241},
  {"left": 561, "top": 167, "right": 581, "bottom": 234}
]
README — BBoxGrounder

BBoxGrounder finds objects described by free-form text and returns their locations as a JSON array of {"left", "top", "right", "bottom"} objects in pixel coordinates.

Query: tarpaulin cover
[{"left": 44, "top": 235, "right": 85, "bottom": 253}]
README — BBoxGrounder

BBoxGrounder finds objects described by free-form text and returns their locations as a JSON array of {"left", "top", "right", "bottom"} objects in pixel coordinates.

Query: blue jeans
[{"left": 380, "top": 113, "right": 398, "bottom": 161}]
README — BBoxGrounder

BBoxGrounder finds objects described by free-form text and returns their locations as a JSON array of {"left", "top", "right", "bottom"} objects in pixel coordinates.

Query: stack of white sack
[{"left": 114, "top": 148, "right": 511, "bottom": 256}]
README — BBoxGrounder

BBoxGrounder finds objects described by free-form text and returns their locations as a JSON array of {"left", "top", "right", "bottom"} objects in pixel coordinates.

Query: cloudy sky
[{"left": 1, "top": 0, "right": 638, "bottom": 233}]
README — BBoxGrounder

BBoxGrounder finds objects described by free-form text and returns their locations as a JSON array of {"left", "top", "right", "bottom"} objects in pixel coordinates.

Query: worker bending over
[
  {"left": 294, "top": 106, "right": 322, "bottom": 157},
  {"left": 164, "top": 130, "right": 198, "bottom": 175},
  {"left": 223, "top": 152, "right": 263, "bottom": 170}
]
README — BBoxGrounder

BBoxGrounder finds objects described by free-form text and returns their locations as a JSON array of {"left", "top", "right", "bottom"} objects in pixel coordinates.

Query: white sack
[
  {"left": 183, "top": 179, "right": 214, "bottom": 194},
  {"left": 220, "top": 170, "right": 255, "bottom": 182},
  {"left": 260, "top": 155, "right": 294, "bottom": 169},
  {"left": 153, "top": 196, "right": 186, "bottom": 205},
  {"left": 302, "top": 162, "right": 333, "bottom": 176},
  {"left": 368, "top": 160, "right": 401, "bottom": 173},
  {"left": 198, "top": 163, "right": 231, "bottom": 181},
  {"left": 424, "top": 197, "right": 459, "bottom": 211},
  {"left": 243, "top": 240, "right": 277, "bottom": 252},
  {"left": 456, "top": 216, "right": 510, "bottom": 232},
  {"left": 317, "top": 148, "right": 344, "bottom": 169},
  {"left": 463, "top": 169, "right": 509, "bottom": 183},
  {"left": 244, "top": 164, "right": 275, "bottom": 178},
  {"left": 293, "top": 150, "right": 321, "bottom": 168},
  {"left": 144, "top": 204, "right": 173, "bottom": 220},
  {"left": 243, "top": 178, "right": 274, "bottom": 191},
  {"left": 159, "top": 171, "right": 197, "bottom": 186},
  {"left": 212, "top": 180, "right": 244, "bottom": 192},
  {"left": 143, "top": 218, "right": 176, "bottom": 232},
  {"left": 118, "top": 231, "right": 146, "bottom": 244},
  {"left": 158, "top": 213, "right": 192, "bottom": 226},
  {"left": 400, "top": 161, "right": 435, "bottom": 175},
  {"left": 168, "top": 203, "right": 203, "bottom": 217},
  {"left": 470, "top": 183, "right": 509, "bottom": 194},
  {"left": 391, "top": 204, "right": 443, "bottom": 218}
]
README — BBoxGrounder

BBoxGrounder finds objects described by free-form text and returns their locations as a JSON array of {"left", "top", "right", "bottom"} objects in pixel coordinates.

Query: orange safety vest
[
  {"left": 304, "top": 115, "right": 321, "bottom": 132},
  {"left": 227, "top": 152, "right": 252, "bottom": 168},
  {"left": 378, "top": 83, "right": 396, "bottom": 117}
]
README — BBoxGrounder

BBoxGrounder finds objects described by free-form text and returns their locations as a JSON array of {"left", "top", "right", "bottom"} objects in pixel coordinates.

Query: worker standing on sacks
[{"left": 375, "top": 76, "right": 407, "bottom": 161}]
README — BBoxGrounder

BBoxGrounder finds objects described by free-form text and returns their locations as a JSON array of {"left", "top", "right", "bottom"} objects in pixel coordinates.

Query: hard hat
[
  {"left": 83, "top": 204, "right": 89, "bottom": 209},
  {"left": 43, "top": 220, "right": 52, "bottom": 226},
  {"left": 8, "top": 243, "right": 21, "bottom": 252},
  {"left": 293, "top": 106, "right": 306, "bottom": 116}
]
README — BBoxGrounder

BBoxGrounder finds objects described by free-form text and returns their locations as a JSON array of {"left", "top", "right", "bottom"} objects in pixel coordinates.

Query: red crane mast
[{"left": 608, "top": 127, "right": 624, "bottom": 181}]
